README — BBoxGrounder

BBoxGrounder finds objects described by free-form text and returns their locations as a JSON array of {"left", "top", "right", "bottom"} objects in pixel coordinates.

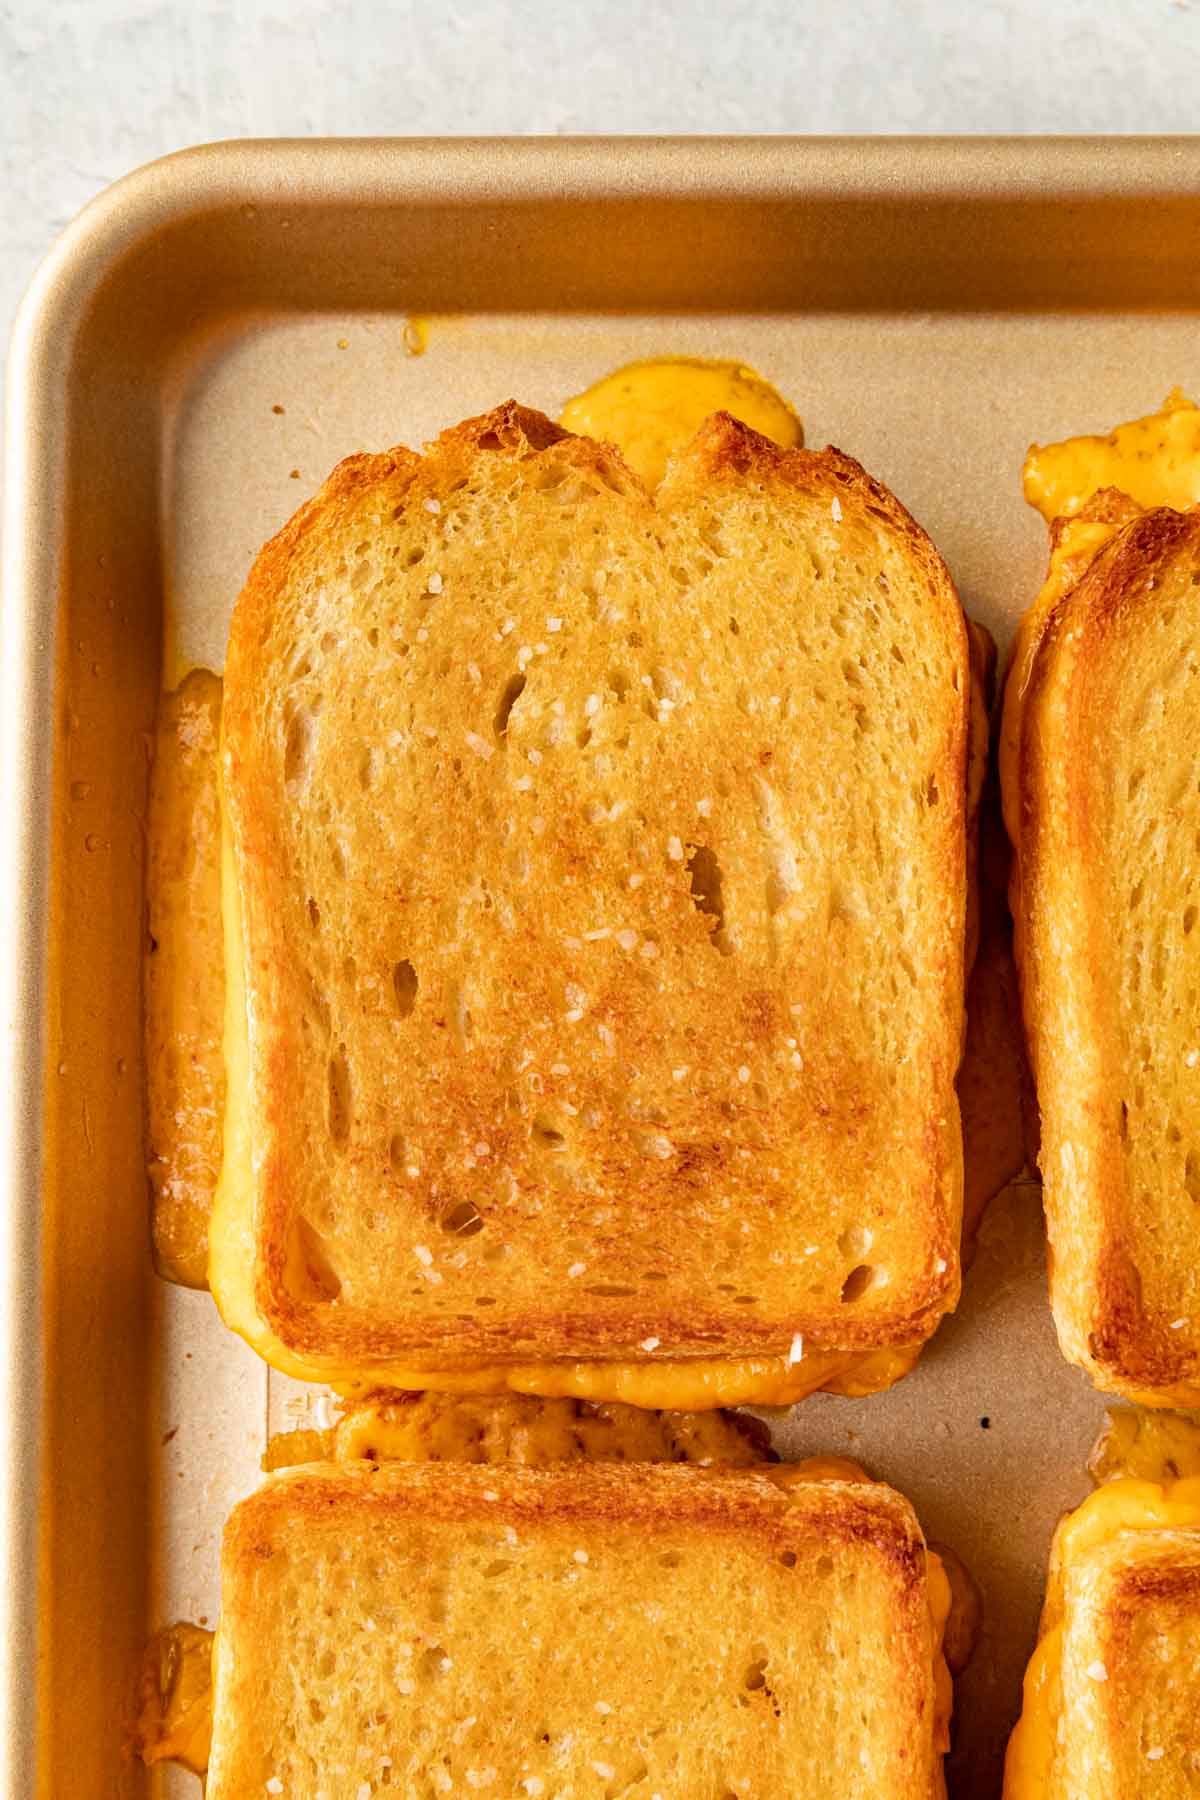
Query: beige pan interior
[{"left": 14, "top": 140, "right": 1200, "bottom": 1800}]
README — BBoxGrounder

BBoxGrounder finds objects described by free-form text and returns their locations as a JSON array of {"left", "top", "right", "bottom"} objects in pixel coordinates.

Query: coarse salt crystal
[
  {"left": 1086, "top": 1660, "right": 1108, "bottom": 1682},
  {"left": 628, "top": 872, "right": 644, "bottom": 889},
  {"left": 697, "top": 797, "right": 712, "bottom": 816},
  {"left": 595, "top": 1702, "right": 611, "bottom": 1715},
  {"left": 616, "top": 929, "right": 638, "bottom": 951},
  {"left": 550, "top": 1062, "right": 570, "bottom": 1076},
  {"left": 667, "top": 836, "right": 684, "bottom": 861},
  {"left": 831, "top": 496, "right": 843, "bottom": 522},
  {"left": 584, "top": 927, "right": 610, "bottom": 941},
  {"left": 565, "top": 1008, "right": 584, "bottom": 1023},
  {"left": 546, "top": 617, "right": 563, "bottom": 633},
  {"left": 266, "top": 1782, "right": 284, "bottom": 1796},
  {"left": 413, "top": 1245, "right": 433, "bottom": 1266},
  {"left": 672, "top": 1066, "right": 689, "bottom": 1082},
  {"left": 640, "top": 940, "right": 659, "bottom": 959},
  {"left": 1187, "top": 1049, "right": 1199, "bottom": 1068},
  {"left": 574, "top": 1549, "right": 590, "bottom": 1564},
  {"left": 427, "top": 571, "right": 444, "bottom": 594},
  {"left": 465, "top": 730, "right": 495, "bottom": 760},
  {"left": 1147, "top": 1747, "right": 1164, "bottom": 1761},
  {"left": 514, "top": 774, "right": 533, "bottom": 791},
  {"left": 501, "top": 618, "right": 515, "bottom": 636},
  {"left": 423, "top": 497, "right": 441, "bottom": 514},
  {"left": 788, "top": 1333, "right": 804, "bottom": 1364},
  {"left": 592, "top": 1765, "right": 614, "bottom": 1782},
  {"left": 568, "top": 1261, "right": 586, "bottom": 1278},
  {"left": 738, "top": 1065, "right": 750, "bottom": 1083},
  {"left": 524, "top": 1782, "right": 545, "bottom": 1796},
  {"left": 585, "top": 693, "right": 601, "bottom": 717},
  {"left": 640, "top": 1336, "right": 660, "bottom": 1352},
  {"left": 1171, "top": 1318, "right": 1188, "bottom": 1330}
]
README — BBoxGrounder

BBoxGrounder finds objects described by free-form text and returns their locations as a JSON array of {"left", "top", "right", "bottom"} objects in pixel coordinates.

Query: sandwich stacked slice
[
  {"left": 1003, "top": 475, "right": 1200, "bottom": 1404},
  {"left": 206, "top": 1461, "right": 954, "bottom": 1799},
  {"left": 211, "top": 401, "right": 971, "bottom": 1404},
  {"left": 1005, "top": 1472, "right": 1200, "bottom": 1797}
]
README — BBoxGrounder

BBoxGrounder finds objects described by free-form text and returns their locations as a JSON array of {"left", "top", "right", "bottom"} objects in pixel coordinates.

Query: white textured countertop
[{"left": 3, "top": 0, "right": 1200, "bottom": 366}]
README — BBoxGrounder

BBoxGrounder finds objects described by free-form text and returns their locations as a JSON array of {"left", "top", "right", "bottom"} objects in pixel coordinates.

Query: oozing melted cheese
[
  {"left": 559, "top": 357, "right": 803, "bottom": 488},
  {"left": 133, "top": 1622, "right": 215, "bottom": 1775},
  {"left": 1088, "top": 1407, "right": 1200, "bottom": 1487},
  {"left": 1002, "top": 391, "right": 1200, "bottom": 921},
  {"left": 1022, "top": 390, "right": 1200, "bottom": 524},
  {"left": 1002, "top": 1477, "right": 1200, "bottom": 1797}
]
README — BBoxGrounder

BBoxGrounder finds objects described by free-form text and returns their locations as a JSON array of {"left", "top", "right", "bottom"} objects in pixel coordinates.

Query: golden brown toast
[
  {"left": 1004, "top": 504, "right": 1200, "bottom": 1403},
  {"left": 207, "top": 1461, "right": 947, "bottom": 1798},
  {"left": 148, "top": 638, "right": 998, "bottom": 1306},
  {"left": 212, "top": 401, "right": 970, "bottom": 1391},
  {"left": 1004, "top": 1478, "right": 1200, "bottom": 1798}
]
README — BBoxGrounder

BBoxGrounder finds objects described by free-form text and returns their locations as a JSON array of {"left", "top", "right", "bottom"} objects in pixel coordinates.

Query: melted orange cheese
[
  {"left": 1023, "top": 389, "right": 1200, "bottom": 523},
  {"left": 1088, "top": 1407, "right": 1200, "bottom": 1487},
  {"left": 133, "top": 1622, "right": 214, "bottom": 1775},
  {"left": 560, "top": 357, "right": 803, "bottom": 487},
  {"left": 1003, "top": 390, "right": 1200, "bottom": 870},
  {"left": 1002, "top": 1477, "right": 1200, "bottom": 1797},
  {"left": 265, "top": 1391, "right": 772, "bottom": 1471}
]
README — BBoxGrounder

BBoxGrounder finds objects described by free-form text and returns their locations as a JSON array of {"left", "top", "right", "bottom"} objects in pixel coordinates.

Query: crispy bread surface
[
  {"left": 1009, "top": 506, "right": 1200, "bottom": 1402},
  {"left": 208, "top": 1461, "right": 940, "bottom": 1799},
  {"left": 218, "top": 402, "right": 968, "bottom": 1373},
  {"left": 1055, "top": 1530, "right": 1200, "bottom": 1798}
]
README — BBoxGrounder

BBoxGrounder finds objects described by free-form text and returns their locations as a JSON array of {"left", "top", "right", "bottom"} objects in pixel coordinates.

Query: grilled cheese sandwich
[
  {"left": 1004, "top": 1476, "right": 1200, "bottom": 1798},
  {"left": 207, "top": 399, "right": 968, "bottom": 1397},
  {"left": 142, "top": 1455, "right": 962, "bottom": 1793},
  {"left": 1002, "top": 393, "right": 1200, "bottom": 1404}
]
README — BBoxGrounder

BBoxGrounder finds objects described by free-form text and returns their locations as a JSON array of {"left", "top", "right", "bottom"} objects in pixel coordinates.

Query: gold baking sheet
[{"left": 7, "top": 139, "right": 1200, "bottom": 1799}]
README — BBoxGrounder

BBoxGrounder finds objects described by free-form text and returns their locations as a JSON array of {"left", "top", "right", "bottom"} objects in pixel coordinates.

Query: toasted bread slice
[
  {"left": 1005, "top": 504, "right": 1200, "bottom": 1402},
  {"left": 1004, "top": 1478, "right": 1200, "bottom": 1798},
  {"left": 213, "top": 401, "right": 969, "bottom": 1391},
  {"left": 207, "top": 1461, "right": 946, "bottom": 1799}
]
